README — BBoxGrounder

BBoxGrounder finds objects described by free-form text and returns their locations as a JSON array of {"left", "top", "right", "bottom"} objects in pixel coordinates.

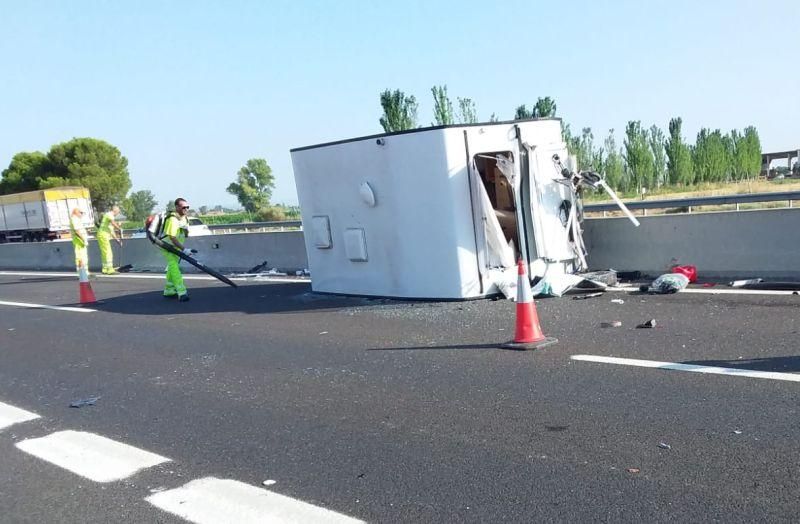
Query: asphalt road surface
[{"left": 0, "top": 271, "right": 798, "bottom": 523}]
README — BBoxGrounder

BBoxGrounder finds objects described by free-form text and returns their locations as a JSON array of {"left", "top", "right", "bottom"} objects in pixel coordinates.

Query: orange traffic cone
[
  {"left": 78, "top": 266, "right": 97, "bottom": 304},
  {"left": 502, "top": 260, "right": 557, "bottom": 350}
]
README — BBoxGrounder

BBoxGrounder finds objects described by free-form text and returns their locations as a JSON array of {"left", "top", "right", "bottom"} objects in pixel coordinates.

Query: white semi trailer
[
  {"left": 291, "top": 119, "right": 591, "bottom": 299},
  {"left": 0, "top": 187, "right": 95, "bottom": 243}
]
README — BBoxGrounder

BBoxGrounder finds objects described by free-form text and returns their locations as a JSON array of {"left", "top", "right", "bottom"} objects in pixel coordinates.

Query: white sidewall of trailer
[{"left": 293, "top": 129, "right": 475, "bottom": 298}]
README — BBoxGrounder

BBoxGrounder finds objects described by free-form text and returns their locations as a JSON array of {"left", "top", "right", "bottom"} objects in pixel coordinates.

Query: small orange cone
[
  {"left": 78, "top": 266, "right": 97, "bottom": 304},
  {"left": 502, "top": 259, "right": 557, "bottom": 350}
]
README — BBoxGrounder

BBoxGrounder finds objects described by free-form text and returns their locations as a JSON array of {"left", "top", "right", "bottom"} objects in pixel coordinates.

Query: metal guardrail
[
  {"left": 206, "top": 220, "right": 302, "bottom": 231},
  {"left": 584, "top": 191, "right": 800, "bottom": 214},
  {"left": 121, "top": 220, "right": 302, "bottom": 238}
]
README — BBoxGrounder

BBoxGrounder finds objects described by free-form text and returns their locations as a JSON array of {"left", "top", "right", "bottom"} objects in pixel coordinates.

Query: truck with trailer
[{"left": 0, "top": 187, "right": 95, "bottom": 243}]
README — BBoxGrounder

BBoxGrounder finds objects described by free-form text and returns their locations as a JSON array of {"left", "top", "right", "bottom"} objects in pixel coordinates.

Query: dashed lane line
[
  {"left": 146, "top": 477, "right": 364, "bottom": 524},
  {"left": 2, "top": 400, "right": 361, "bottom": 522},
  {"left": 0, "top": 401, "right": 40, "bottom": 430},
  {"left": 15, "top": 430, "right": 170, "bottom": 482},
  {"left": 0, "top": 300, "right": 96, "bottom": 313},
  {"left": 571, "top": 354, "right": 800, "bottom": 382}
]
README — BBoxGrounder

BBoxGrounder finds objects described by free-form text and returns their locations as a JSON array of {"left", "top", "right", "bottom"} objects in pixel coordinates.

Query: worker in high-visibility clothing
[
  {"left": 96, "top": 205, "right": 123, "bottom": 274},
  {"left": 162, "top": 198, "right": 192, "bottom": 302},
  {"left": 69, "top": 208, "right": 89, "bottom": 275}
]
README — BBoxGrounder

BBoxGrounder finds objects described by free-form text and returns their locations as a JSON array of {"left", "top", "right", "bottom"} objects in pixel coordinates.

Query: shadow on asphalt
[
  {"left": 92, "top": 282, "right": 417, "bottom": 316},
  {"left": 681, "top": 356, "right": 800, "bottom": 373},
  {"left": 367, "top": 343, "right": 503, "bottom": 351}
]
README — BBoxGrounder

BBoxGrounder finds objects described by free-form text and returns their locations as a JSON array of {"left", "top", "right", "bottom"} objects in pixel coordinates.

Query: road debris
[
  {"left": 733, "top": 430, "right": 743, "bottom": 435},
  {"left": 636, "top": 319, "right": 657, "bottom": 329},
  {"left": 611, "top": 299, "right": 625, "bottom": 304},
  {"left": 601, "top": 321, "right": 622, "bottom": 328},
  {"left": 626, "top": 468, "right": 640, "bottom": 474},
  {"left": 69, "top": 396, "right": 100, "bottom": 408},
  {"left": 262, "top": 480, "right": 277, "bottom": 486},
  {"left": 658, "top": 442, "right": 671, "bottom": 450},
  {"left": 247, "top": 261, "right": 270, "bottom": 274},
  {"left": 640, "top": 273, "right": 689, "bottom": 294},
  {"left": 729, "top": 278, "right": 763, "bottom": 288},
  {"left": 671, "top": 264, "right": 697, "bottom": 283},
  {"left": 573, "top": 292, "right": 603, "bottom": 300},
  {"left": 318, "top": 331, "right": 328, "bottom": 335}
]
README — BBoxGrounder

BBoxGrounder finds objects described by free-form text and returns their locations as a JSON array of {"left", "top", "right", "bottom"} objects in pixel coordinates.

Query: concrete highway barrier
[
  {"left": 1, "top": 210, "right": 798, "bottom": 280},
  {"left": 583, "top": 208, "right": 800, "bottom": 279},
  {"left": 0, "top": 231, "right": 308, "bottom": 274}
]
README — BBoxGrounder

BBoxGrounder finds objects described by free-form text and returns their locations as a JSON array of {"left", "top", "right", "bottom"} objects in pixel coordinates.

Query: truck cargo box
[{"left": 291, "top": 119, "right": 584, "bottom": 299}]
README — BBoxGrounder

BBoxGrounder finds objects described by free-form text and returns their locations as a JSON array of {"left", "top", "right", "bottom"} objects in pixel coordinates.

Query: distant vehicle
[
  {"left": 129, "top": 216, "right": 211, "bottom": 238},
  {"left": 187, "top": 217, "right": 212, "bottom": 236},
  {"left": 0, "top": 187, "right": 94, "bottom": 243}
]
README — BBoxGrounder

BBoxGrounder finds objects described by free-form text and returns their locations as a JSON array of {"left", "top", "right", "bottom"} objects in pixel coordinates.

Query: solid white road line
[
  {"left": 15, "top": 430, "right": 170, "bottom": 482},
  {"left": 571, "top": 355, "right": 800, "bottom": 382},
  {"left": 0, "top": 401, "right": 40, "bottom": 430},
  {"left": 0, "top": 271, "right": 310, "bottom": 284},
  {"left": 146, "top": 477, "right": 364, "bottom": 524},
  {"left": 0, "top": 300, "right": 96, "bottom": 313},
  {"left": 607, "top": 285, "right": 799, "bottom": 296}
]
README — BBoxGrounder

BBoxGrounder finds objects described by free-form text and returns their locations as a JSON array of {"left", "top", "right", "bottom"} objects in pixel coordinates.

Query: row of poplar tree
[{"left": 378, "top": 86, "right": 762, "bottom": 193}]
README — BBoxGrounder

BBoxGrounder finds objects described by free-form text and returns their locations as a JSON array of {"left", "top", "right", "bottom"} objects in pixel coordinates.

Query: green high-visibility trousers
[
  {"left": 97, "top": 232, "right": 114, "bottom": 274},
  {"left": 162, "top": 251, "right": 187, "bottom": 297}
]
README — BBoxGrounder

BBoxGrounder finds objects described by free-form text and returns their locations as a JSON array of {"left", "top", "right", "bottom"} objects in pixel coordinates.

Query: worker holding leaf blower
[{"left": 162, "top": 198, "right": 196, "bottom": 302}]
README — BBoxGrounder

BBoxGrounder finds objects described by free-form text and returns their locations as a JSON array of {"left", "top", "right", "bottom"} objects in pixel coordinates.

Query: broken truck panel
[{"left": 290, "top": 119, "right": 587, "bottom": 299}]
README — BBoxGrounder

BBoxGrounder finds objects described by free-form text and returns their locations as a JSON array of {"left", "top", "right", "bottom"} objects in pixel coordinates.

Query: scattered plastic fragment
[
  {"left": 733, "top": 430, "right": 742, "bottom": 435},
  {"left": 318, "top": 331, "right": 328, "bottom": 335},
  {"left": 573, "top": 292, "right": 603, "bottom": 300},
  {"left": 262, "top": 480, "right": 277, "bottom": 486},
  {"left": 601, "top": 321, "right": 622, "bottom": 328},
  {"left": 611, "top": 299, "right": 625, "bottom": 304},
  {"left": 729, "top": 278, "right": 763, "bottom": 288},
  {"left": 69, "top": 396, "right": 100, "bottom": 408},
  {"left": 626, "top": 468, "right": 640, "bottom": 474},
  {"left": 7, "top": 328, "right": 14, "bottom": 331},
  {"left": 636, "top": 319, "right": 657, "bottom": 329},
  {"left": 658, "top": 442, "right": 671, "bottom": 450}
]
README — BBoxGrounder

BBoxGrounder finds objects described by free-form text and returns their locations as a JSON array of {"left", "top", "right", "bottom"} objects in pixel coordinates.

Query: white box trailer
[
  {"left": 291, "top": 119, "right": 587, "bottom": 299},
  {"left": 0, "top": 187, "right": 95, "bottom": 242}
]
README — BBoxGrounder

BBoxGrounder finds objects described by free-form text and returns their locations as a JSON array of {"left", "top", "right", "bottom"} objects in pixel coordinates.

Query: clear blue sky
[{"left": 1, "top": 0, "right": 798, "bottom": 209}]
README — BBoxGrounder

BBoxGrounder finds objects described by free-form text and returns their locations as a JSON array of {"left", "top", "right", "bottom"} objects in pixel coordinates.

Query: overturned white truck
[{"left": 291, "top": 119, "right": 621, "bottom": 299}]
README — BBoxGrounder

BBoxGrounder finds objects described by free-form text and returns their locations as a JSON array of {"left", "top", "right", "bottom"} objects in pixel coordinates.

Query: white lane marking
[
  {"left": 0, "top": 401, "right": 40, "bottom": 430},
  {"left": 15, "top": 430, "right": 170, "bottom": 482},
  {"left": 0, "top": 300, "right": 96, "bottom": 313},
  {"left": 0, "top": 271, "right": 310, "bottom": 284},
  {"left": 146, "top": 477, "right": 364, "bottom": 524},
  {"left": 608, "top": 286, "right": 799, "bottom": 296},
  {"left": 571, "top": 355, "right": 800, "bottom": 382}
]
